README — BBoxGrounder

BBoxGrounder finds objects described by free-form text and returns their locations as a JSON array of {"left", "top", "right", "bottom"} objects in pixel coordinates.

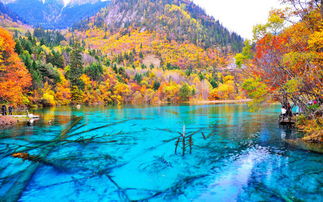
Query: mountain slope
[
  {"left": 1, "top": 0, "right": 110, "bottom": 29},
  {"left": 69, "top": 0, "right": 106, "bottom": 5},
  {"left": 0, "top": 1, "right": 22, "bottom": 22},
  {"left": 57, "top": 1, "right": 110, "bottom": 29},
  {"left": 75, "top": 0, "right": 243, "bottom": 52},
  {"left": 0, "top": 2, "right": 31, "bottom": 32}
]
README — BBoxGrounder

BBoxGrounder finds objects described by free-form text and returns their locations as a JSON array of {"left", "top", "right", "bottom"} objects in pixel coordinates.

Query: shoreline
[
  {"left": 0, "top": 115, "right": 37, "bottom": 128},
  {"left": 188, "top": 99, "right": 252, "bottom": 105}
]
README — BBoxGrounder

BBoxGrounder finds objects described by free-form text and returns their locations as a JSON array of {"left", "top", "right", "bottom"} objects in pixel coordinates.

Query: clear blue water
[{"left": 0, "top": 104, "right": 322, "bottom": 201}]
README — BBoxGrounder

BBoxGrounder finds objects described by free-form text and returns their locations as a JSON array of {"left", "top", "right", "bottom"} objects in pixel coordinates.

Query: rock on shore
[{"left": 0, "top": 116, "right": 18, "bottom": 127}]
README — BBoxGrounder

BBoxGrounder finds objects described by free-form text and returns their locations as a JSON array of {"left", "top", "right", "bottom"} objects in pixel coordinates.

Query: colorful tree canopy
[
  {"left": 0, "top": 27, "right": 31, "bottom": 105},
  {"left": 240, "top": 0, "right": 322, "bottom": 113}
]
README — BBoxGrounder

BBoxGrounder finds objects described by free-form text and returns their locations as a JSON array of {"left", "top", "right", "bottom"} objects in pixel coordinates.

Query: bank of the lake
[
  {"left": 190, "top": 99, "right": 252, "bottom": 104},
  {"left": 0, "top": 114, "right": 39, "bottom": 128}
]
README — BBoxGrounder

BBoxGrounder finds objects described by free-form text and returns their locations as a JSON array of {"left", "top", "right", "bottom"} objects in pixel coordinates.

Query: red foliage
[{"left": 253, "top": 34, "right": 289, "bottom": 91}]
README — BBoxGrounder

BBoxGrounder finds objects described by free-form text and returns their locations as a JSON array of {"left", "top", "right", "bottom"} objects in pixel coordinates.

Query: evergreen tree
[
  {"left": 14, "top": 40, "right": 23, "bottom": 55},
  {"left": 134, "top": 73, "right": 143, "bottom": 83},
  {"left": 179, "top": 83, "right": 192, "bottom": 101},
  {"left": 85, "top": 62, "right": 104, "bottom": 81},
  {"left": 67, "top": 43, "right": 84, "bottom": 89}
]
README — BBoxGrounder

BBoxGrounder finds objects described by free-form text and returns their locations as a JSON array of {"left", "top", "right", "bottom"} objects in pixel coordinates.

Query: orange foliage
[
  {"left": 55, "top": 70, "right": 72, "bottom": 105},
  {"left": 0, "top": 28, "right": 31, "bottom": 105}
]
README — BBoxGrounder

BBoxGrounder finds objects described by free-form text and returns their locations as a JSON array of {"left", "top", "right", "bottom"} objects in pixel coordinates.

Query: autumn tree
[
  {"left": 235, "top": 40, "right": 253, "bottom": 68},
  {"left": 280, "top": 0, "right": 322, "bottom": 19},
  {"left": 242, "top": 78, "right": 269, "bottom": 111},
  {"left": 0, "top": 28, "right": 31, "bottom": 105},
  {"left": 241, "top": 0, "right": 322, "bottom": 113}
]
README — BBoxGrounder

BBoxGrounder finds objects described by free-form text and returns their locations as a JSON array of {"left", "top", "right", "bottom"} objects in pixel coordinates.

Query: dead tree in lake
[{"left": 174, "top": 125, "right": 206, "bottom": 156}]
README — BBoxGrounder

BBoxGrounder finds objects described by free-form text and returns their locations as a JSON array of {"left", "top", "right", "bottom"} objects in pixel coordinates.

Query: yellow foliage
[
  {"left": 112, "top": 83, "right": 131, "bottom": 104},
  {"left": 308, "top": 27, "right": 323, "bottom": 51},
  {"left": 41, "top": 45, "right": 51, "bottom": 55},
  {"left": 81, "top": 28, "right": 223, "bottom": 69},
  {"left": 43, "top": 93, "right": 56, "bottom": 106},
  {"left": 42, "top": 83, "right": 56, "bottom": 106},
  {"left": 209, "top": 88, "right": 219, "bottom": 100},
  {"left": 224, "top": 75, "right": 234, "bottom": 82},
  {"left": 213, "top": 78, "right": 236, "bottom": 100},
  {"left": 160, "top": 81, "right": 180, "bottom": 102},
  {"left": 297, "top": 117, "right": 323, "bottom": 143},
  {"left": 80, "top": 74, "right": 91, "bottom": 87},
  {"left": 132, "top": 91, "right": 143, "bottom": 104},
  {"left": 55, "top": 70, "right": 71, "bottom": 105}
]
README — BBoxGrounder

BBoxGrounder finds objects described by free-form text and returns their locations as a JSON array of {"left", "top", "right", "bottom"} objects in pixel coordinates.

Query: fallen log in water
[
  {"left": 68, "top": 119, "right": 137, "bottom": 137},
  {"left": 5, "top": 130, "right": 124, "bottom": 158},
  {"left": 11, "top": 153, "right": 68, "bottom": 172},
  {"left": 2, "top": 116, "right": 83, "bottom": 202}
]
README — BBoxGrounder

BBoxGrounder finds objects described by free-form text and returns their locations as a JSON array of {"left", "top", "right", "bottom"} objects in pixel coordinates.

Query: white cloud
[{"left": 192, "top": 0, "right": 282, "bottom": 39}]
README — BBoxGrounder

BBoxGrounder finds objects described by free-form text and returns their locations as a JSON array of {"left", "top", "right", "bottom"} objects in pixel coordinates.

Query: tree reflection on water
[{"left": 0, "top": 104, "right": 322, "bottom": 201}]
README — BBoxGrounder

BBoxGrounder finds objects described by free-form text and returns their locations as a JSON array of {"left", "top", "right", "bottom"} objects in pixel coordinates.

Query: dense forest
[
  {"left": 0, "top": 0, "right": 247, "bottom": 108},
  {"left": 0, "top": 27, "right": 245, "bottom": 107}
]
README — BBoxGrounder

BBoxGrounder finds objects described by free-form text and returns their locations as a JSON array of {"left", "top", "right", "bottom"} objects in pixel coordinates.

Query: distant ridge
[
  {"left": 74, "top": 0, "right": 244, "bottom": 51},
  {"left": 0, "top": 1, "right": 23, "bottom": 22},
  {"left": 1, "top": 0, "right": 111, "bottom": 29}
]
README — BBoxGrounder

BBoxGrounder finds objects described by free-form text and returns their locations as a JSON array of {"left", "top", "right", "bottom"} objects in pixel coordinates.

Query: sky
[{"left": 192, "top": 0, "right": 282, "bottom": 39}]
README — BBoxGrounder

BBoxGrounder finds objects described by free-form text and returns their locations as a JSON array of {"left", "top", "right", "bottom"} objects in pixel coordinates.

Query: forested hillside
[
  {"left": 0, "top": 1, "right": 22, "bottom": 22},
  {"left": 0, "top": 27, "right": 244, "bottom": 107},
  {"left": 70, "top": 0, "right": 244, "bottom": 74},
  {"left": 0, "top": 0, "right": 247, "bottom": 107},
  {"left": 75, "top": 0, "right": 243, "bottom": 52},
  {"left": 0, "top": 1, "right": 30, "bottom": 32}
]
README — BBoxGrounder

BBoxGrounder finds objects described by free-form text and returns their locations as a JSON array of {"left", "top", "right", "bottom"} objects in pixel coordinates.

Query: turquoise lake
[{"left": 0, "top": 104, "right": 322, "bottom": 201}]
